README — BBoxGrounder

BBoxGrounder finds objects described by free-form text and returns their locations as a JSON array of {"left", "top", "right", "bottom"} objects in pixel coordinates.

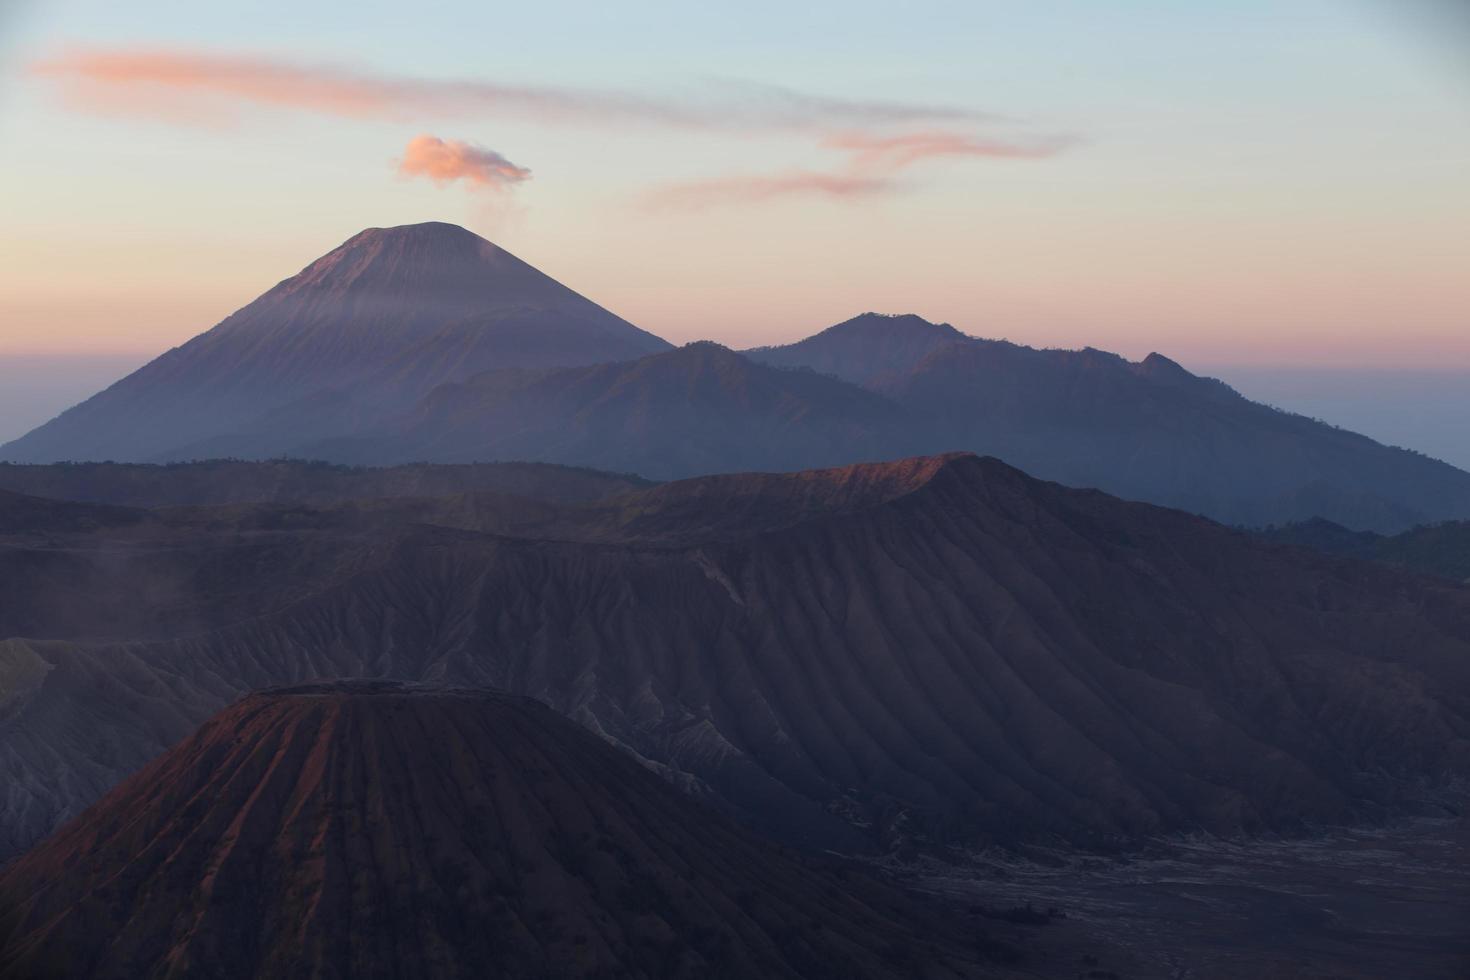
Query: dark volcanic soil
[
  {"left": 901, "top": 816, "right": 1470, "bottom": 979},
  {"left": 0, "top": 458, "right": 650, "bottom": 509}
]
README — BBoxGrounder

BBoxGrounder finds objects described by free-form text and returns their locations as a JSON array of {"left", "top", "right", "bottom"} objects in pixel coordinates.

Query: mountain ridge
[{"left": 3, "top": 452, "right": 1468, "bottom": 862}]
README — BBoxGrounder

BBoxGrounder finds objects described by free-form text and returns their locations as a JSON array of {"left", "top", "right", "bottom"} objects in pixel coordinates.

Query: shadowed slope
[
  {"left": 0, "top": 682, "right": 998, "bottom": 980},
  {"left": 0, "top": 459, "right": 651, "bottom": 509},
  {"left": 0, "top": 488, "right": 144, "bottom": 536},
  {"left": 355, "top": 342, "right": 907, "bottom": 478}
]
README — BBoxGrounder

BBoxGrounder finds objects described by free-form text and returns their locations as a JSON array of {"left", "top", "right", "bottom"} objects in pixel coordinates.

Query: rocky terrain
[
  {"left": 0, "top": 682, "right": 1003, "bottom": 980},
  {"left": 3, "top": 453, "right": 1468, "bottom": 864}
]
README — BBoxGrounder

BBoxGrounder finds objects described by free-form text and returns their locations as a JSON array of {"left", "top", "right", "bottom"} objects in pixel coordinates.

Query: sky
[
  {"left": 1222, "top": 367, "right": 1470, "bottom": 471},
  {"left": 1, "top": 1, "right": 1467, "bottom": 377}
]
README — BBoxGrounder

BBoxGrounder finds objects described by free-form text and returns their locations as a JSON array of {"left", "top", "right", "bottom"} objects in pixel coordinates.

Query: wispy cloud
[
  {"left": 646, "top": 172, "right": 893, "bottom": 210},
  {"left": 823, "top": 130, "right": 1074, "bottom": 169},
  {"left": 693, "top": 78, "right": 997, "bottom": 131},
  {"left": 29, "top": 46, "right": 1076, "bottom": 212},
  {"left": 646, "top": 129, "right": 1073, "bottom": 211},
  {"left": 28, "top": 48, "right": 987, "bottom": 133},
  {"left": 398, "top": 135, "right": 531, "bottom": 191}
]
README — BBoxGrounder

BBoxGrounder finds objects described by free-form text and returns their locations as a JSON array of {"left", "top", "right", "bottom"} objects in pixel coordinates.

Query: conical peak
[
  {"left": 223, "top": 221, "right": 621, "bottom": 340},
  {"left": 354, "top": 220, "right": 479, "bottom": 238},
  {"left": 287, "top": 221, "right": 530, "bottom": 294},
  {"left": 338, "top": 221, "right": 493, "bottom": 256}
]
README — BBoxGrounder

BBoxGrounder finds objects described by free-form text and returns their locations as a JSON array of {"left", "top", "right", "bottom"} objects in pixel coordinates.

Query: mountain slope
[
  {"left": 743, "top": 314, "right": 1470, "bottom": 531},
  {"left": 0, "top": 682, "right": 998, "bottom": 980},
  {"left": 4, "top": 454, "right": 1468, "bottom": 861},
  {"left": 328, "top": 342, "right": 910, "bottom": 478},
  {"left": 1, "top": 223, "right": 670, "bottom": 464}
]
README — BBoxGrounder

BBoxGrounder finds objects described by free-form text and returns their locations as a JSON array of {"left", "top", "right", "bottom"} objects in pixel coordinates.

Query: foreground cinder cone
[{"left": 0, "top": 681, "right": 1004, "bottom": 980}]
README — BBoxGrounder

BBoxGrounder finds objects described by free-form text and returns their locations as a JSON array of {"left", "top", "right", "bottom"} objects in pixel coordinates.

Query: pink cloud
[
  {"left": 29, "top": 47, "right": 1076, "bottom": 213},
  {"left": 647, "top": 129, "right": 1073, "bottom": 210},
  {"left": 27, "top": 48, "right": 985, "bottom": 132},
  {"left": 645, "top": 172, "right": 893, "bottom": 210},
  {"left": 398, "top": 135, "right": 531, "bottom": 190},
  {"left": 825, "top": 130, "right": 1074, "bottom": 171},
  {"left": 27, "top": 49, "right": 669, "bottom": 126}
]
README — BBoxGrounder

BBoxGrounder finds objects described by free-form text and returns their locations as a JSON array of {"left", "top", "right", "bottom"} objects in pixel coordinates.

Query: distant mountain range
[
  {"left": 3, "top": 454, "right": 1466, "bottom": 863},
  {"left": 1262, "top": 517, "right": 1470, "bottom": 584},
  {"left": 6, "top": 221, "right": 1469, "bottom": 532},
  {"left": 0, "top": 681, "right": 1001, "bottom": 980}
]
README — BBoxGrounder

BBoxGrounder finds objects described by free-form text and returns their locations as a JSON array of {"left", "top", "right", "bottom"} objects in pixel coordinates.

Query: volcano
[
  {"left": 0, "top": 681, "right": 997, "bottom": 980},
  {"left": 1, "top": 223, "right": 670, "bottom": 464}
]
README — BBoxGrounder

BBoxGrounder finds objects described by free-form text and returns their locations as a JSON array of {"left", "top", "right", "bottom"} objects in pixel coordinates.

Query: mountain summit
[
  {"left": 746, "top": 312, "right": 967, "bottom": 384},
  {"left": 2, "top": 223, "right": 670, "bottom": 463},
  {"left": 238, "top": 223, "right": 645, "bottom": 354}
]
